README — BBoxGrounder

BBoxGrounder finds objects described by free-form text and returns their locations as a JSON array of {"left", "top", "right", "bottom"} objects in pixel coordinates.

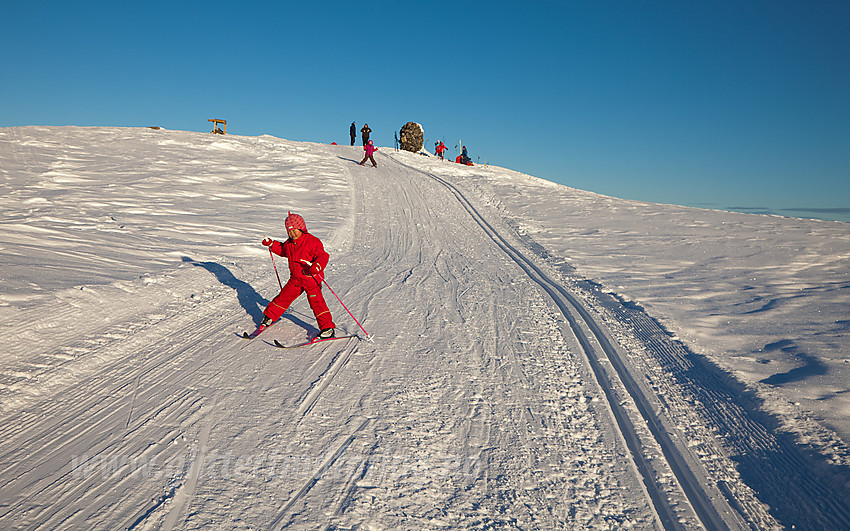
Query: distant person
[
  {"left": 461, "top": 145, "right": 470, "bottom": 165},
  {"left": 359, "top": 140, "right": 378, "bottom": 167},
  {"left": 350, "top": 122, "right": 356, "bottom": 146},
  {"left": 361, "top": 123, "right": 372, "bottom": 146},
  {"left": 436, "top": 141, "right": 447, "bottom": 160}
]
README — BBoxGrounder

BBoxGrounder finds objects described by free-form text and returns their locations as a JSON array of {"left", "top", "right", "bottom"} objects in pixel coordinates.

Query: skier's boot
[
  {"left": 258, "top": 316, "right": 273, "bottom": 331},
  {"left": 318, "top": 328, "right": 335, "bottom": 339}
]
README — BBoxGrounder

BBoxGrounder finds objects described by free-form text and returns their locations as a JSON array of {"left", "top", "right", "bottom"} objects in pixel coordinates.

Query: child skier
[
  {"left": 257, "top": 212, "right": 335, "bottom": 338},
  {"left": 435, "top": 141, "right": 447, "bottom": 160},
  {"left": 359, "top": 140, "right": 378, "bottom": 167}
]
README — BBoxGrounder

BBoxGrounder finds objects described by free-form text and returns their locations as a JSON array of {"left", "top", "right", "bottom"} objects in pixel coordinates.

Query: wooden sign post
[{"left": 208, "top": 119, "right": 227, "bottom": 135}]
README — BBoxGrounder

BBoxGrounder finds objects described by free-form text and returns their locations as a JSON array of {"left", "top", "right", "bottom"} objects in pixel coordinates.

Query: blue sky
[{"left": 3, "top": 1, "right": 849, "bottom": 221}]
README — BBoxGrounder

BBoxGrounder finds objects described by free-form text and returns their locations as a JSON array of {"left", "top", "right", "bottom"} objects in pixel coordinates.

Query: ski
[
  {"left": 242, "top": 323, "right": 273, "bottom": 339},
  {"left": 273, "top": 335, "right": 358, "bottom": 349}
]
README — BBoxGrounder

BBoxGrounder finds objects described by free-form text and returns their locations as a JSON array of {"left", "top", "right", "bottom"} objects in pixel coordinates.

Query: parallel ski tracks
[
  {"left": 589, "top": 284, "right": 850, "bottom": 529},
  {"left": 0, "top": 265, "right": 279, "bottom": 529},
  {"left": 400, "top": 160, "right": 727, "bottom": 531},
  {"left": 294, "top": 340, "right": 358, "bottom": 419},
  {"left": 401, "top": 157, "right": 850, "bottom": 530},
  {"left": 267, "top": 417, "right": 372, "bottom": 530}
]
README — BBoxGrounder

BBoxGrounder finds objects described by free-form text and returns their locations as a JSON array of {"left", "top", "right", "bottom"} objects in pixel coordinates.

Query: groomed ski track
[
  {"left": 1, "top": 135, "right": 849, "bottom": 530},
  {"left": 399, "top": 160, "right": 729, "bottom": 530},
  {"left": 385, "top": 150, "right": 850, "bottom": 531}
]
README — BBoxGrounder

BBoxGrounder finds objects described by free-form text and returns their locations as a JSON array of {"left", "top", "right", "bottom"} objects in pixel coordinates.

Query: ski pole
[
  {"left": 320, "top": 277, "right": 372, "bottom": 341},
  {"left": 301, "top": 260, "right": 373, "bottom": 341},
  {"left": 267, "top": 238, "right": 283, "bottom": 290}
]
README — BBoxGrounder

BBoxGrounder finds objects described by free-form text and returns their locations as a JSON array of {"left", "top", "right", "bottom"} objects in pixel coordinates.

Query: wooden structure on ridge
[{"left": 208, "top": 119, "right": 227, "bottom": 135}]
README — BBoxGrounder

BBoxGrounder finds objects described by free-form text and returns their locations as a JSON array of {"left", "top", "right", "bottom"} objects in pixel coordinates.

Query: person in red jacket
[
  {"left": 359, "top": 140, "right": 378, "bottom": 167},
  {"left": 258, "top": 212, "right": 336, "bottom": 338},
  {"left": 435, "top": 141, "right": 447, "bottom": 160}
]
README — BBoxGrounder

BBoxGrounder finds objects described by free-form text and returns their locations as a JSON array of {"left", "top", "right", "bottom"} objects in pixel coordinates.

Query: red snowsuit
[
  {"left": 435, "top": 142, "right": 447, "bottom": 159},
  {"left": 263, "top": 232, "right": 335, "bottom": 330},
  {"left": 359, "top": 141, "right": 378, "bottom": 167}
]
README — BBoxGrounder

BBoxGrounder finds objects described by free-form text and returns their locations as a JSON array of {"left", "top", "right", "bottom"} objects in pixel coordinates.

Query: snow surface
[{"left": 0, "top": 126, "right": 848, "bottom": 530}]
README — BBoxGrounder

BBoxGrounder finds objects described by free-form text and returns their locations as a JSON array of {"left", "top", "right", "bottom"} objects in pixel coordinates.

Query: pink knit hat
[{"left": 285, "top": 212, "right": 307, "bottom": 232}]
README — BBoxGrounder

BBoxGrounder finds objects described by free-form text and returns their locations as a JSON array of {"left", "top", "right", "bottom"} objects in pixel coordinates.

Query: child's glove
[
  {"left": 309, "top": 262, "right": 324, "bottom": 281},
  {"left": 262, "top": 238, "right": 273, "bottom": 247}
]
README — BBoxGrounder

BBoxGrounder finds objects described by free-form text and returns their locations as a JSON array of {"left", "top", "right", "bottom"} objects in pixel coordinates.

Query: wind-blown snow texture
[{"left": 0, "top": 126, "right": 848, "bottom": 530}]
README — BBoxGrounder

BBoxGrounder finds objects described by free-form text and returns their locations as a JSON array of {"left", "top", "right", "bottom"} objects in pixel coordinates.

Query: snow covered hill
[{"left": 1, "top": 126, "right": 848, "bottom": 529}]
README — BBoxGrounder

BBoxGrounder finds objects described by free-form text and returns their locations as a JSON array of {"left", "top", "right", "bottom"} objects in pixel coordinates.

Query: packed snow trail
[
  {"left": 269, "top": 150, "right": 666, "bottom": 529},
  {"left": 400, "top": 161, "right": 728, "bottom": 530},
  {"left": 386, "top": 149, "right": 850, "bottom": 530},
  {"left": 2, "top": 130, "right": 848, "bottom": 530},
  {"left": 0, "top": 136, "right": 659, "bottom": 529}
]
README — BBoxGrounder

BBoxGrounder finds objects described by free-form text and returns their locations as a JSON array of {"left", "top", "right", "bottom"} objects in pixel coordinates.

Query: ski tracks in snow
[
  {"left": 384, "top": 154, "right": 766, "bottom": 530},
  {"left": 5, "top": 139, "right": 846, "bottom": 529},
  {"left": 385, "top": 150, "right": 850, "bottom": 530},
  {"left": 0, "top": 262, "right": 257, "bottom": 528},
  {"left": 303, "top": 154, "right": 662, "bottom": 529},
  {"left": 293, "top": 338, "right": 359, "bottom": 420}
]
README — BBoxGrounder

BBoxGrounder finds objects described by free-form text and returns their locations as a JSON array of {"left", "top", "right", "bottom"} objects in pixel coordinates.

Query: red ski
[
  {"left": 242, "top": 322, "right": 274, "bottom": 339},
  {"left": 242, "top": 329, "right": 264, "bottom": 339},
  {"left": 273, "top": 335, "right": 358, "bottom": 349}
]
